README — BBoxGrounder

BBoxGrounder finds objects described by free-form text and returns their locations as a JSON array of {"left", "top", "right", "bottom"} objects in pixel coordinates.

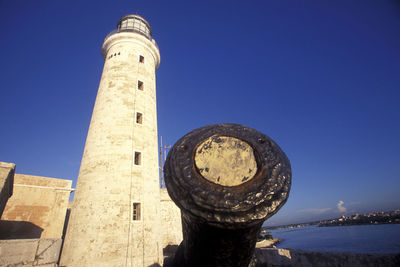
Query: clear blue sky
[{"left": 1, "top": 0, "right": 399, "bottom": 226}]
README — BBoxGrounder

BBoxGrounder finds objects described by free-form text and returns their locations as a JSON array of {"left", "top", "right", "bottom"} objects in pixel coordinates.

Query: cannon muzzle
[{"left": 164, "top": 124, "right": 291, "bottom": 267}]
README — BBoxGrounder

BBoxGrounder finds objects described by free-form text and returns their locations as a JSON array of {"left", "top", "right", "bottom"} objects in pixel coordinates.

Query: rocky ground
[{"left": 255, "top": 238, "right": 281, "bottom": 248}]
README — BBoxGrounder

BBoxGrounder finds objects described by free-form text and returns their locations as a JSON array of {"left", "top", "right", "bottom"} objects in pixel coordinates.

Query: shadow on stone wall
[
  {"left": 163, "top": 244, "right": 179, "bottom": 266},
  {"left": 0, "top": 220, "right": 43, "bottom": 239},
  {"left": 58, "top": 207, "right": 71, "bottom": 264}
]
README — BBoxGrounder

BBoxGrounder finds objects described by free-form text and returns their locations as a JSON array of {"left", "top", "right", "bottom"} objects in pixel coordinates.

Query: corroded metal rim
[{"left": 164, "top": 123, "right": 291, "bottom": 229}]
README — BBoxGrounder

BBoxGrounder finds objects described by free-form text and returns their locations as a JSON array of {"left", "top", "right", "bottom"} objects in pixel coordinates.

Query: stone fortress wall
[
  {"left": 0, "top": 239, "right": 62, "bottom": 267},
  {"left": 0, "top": 164, "right": 72, "bottom": 266},
  {"left": 160, "top": 188, "right": 183, "bottom": 250},
  {"left": 0, "top": 162, "right": 183, "bottom": 266},
  {"left": 0, "top": 174, "right": 72, "bottom": 239},
  {"left": 0, "top": 162, "right": 14, "bottom": 217}
]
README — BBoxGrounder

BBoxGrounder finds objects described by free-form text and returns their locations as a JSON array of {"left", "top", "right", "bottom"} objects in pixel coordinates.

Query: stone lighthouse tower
[{"left": 60, "top": 15, "right": 162, "bottom": 266}]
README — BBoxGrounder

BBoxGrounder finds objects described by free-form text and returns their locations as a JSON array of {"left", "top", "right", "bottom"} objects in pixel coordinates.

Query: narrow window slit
[
  {"left": 134, "top": 151, "right": 141, "bottom": 165},
  {"left": 138, "top": 80, "right": 144, "bottom": 91},
  {"left": 133, "top": 203, "right": 141, "bottom": 220},
  {"left": 136, "top": 112, "right": 143, "bottom": 124}
]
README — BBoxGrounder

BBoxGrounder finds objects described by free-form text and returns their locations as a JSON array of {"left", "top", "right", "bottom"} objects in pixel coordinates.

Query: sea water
[{"left": 269, "top": 224, "right": 400, "bottom": 254}]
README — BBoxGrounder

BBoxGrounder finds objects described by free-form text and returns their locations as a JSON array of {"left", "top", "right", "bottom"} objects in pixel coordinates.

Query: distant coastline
[
  {"left": 268, "top": 224, "right": 400, "bottom": 254},
  {"left": 319, "top": 210, "right": 400, "bottom": 227},
  {"left": 265, "top": 209, "right": 400, "bottom": 230}
]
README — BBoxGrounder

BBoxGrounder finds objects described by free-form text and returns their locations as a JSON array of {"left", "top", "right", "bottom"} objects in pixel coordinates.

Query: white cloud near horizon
[
  {"left": 297, "top": 208, "right": 332, "bottom": 214},
  {"left": 297, "top": 201, "right": 349, "bottom": 216},
  {"left": 337, "top": 200, "right": 347, "bottom": 213}
]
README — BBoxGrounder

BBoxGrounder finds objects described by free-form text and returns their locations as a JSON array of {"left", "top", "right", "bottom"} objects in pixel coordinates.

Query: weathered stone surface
[
  {"left": 0, "top": 174, "right": 72, "bottom": 239},
  {"left": 60, "top": 15, "right": 162, "bottom": 267},
  {"left": 0, "top": 162, "right": 15, "bottom": 217},
  {"left": 0, "top": 239, "right": 62, "bottom": 266},
  {"left": 160, "top": 188, "right": 183, "bottom": 250},
  {"left": 0, "top": 239, "right": 38, "bottom": 266},
  {"left": 255, "top": 239, "right": 280, "bottom": 248},
  {"left": 35, "top": 239, "right": 62, "bottom": 265}
]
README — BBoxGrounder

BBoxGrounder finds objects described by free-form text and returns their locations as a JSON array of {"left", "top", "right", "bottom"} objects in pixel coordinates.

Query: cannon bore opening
[{"left": 194, "top": 135, "right": 258, "bottom": 186}]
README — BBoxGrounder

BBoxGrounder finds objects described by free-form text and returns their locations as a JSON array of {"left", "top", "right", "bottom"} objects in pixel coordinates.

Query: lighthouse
[{"left": 60, "top": 15, "right": 162, "bottom": 266}]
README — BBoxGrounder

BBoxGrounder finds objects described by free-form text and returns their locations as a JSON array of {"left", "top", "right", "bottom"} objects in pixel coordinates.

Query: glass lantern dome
[{"left": 117, "top": 15, "right": 152, "bottom": 39}]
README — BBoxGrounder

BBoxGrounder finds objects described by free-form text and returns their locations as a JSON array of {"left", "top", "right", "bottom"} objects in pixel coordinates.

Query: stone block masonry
[
  {"left": 0, "top": 238, "right": 62, "bottom": 266},
  {"left": 160, "top": 188, "right": 182, "bottom": 252},
  {"left": 60, "top": 15, "right": 162, "bottom": 266},
  {"left": 0, "top": 174, "right": 72, "bottom": 239}
]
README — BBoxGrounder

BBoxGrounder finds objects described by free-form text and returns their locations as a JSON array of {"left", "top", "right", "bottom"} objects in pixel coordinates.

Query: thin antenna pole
[
  {"left": 163, "top": 145, "right": 171, "bottom": 188},
  {"left": 160, "top": 136, "right": 163, "bottom": 188}
]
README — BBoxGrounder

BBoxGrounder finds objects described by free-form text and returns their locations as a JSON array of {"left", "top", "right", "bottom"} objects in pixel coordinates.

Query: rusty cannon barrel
[{"left": 164, "top": 124, "right": 291, "bottom": 267}]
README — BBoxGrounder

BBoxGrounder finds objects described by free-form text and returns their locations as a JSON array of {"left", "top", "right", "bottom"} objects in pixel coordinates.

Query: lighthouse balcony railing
[{"left": 104, "top": 29, "right": 159, "bottom": 50}]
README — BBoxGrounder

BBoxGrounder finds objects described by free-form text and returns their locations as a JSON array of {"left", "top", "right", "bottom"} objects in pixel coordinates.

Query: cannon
[{"left": 164, "top": 124, "right": 291, "bottom": 267}]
